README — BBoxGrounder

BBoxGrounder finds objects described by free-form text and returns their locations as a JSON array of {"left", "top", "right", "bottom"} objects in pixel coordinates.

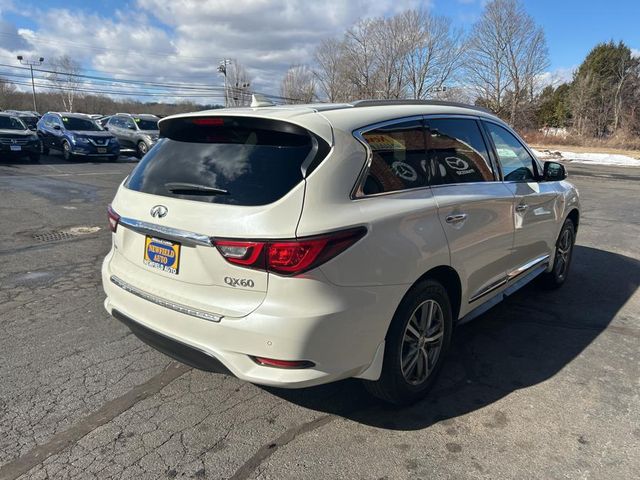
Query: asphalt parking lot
[{"left": 0, "top": 153, "right": 638, "bottom": 480}]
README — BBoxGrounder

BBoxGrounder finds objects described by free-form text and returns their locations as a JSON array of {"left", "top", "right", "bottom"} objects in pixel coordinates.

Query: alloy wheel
[
  {"left": 400, "top": 299, "right": 445, "bottom": 385},
  {"left": 554, "top": 227, "right": 573, "bottom": 280}
]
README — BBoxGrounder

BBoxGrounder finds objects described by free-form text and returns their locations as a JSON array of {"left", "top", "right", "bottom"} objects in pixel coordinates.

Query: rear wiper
[{"left": 165, "top": 182, "right": 229, "bottom": 195}]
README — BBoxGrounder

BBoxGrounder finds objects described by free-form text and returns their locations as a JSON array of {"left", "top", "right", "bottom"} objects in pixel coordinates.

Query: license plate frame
[
  {"left": 143, "top": 236, "right": 181, "bottom": 275},
  {"left": 10, "top": 145, "right": 21, "bottom": 151},
  {"left": 97, "top": 147, "right": 107, "bottom": 153}
]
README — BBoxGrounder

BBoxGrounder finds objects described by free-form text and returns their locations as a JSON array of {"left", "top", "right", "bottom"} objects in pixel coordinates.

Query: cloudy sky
[{"left": 0, "top": 0, "right": 638, "bottom": 103}]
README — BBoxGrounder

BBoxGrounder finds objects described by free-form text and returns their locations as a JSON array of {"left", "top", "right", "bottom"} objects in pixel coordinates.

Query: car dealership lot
[{"left": 0, "top": 155, "right": 638, "bottom": 479}]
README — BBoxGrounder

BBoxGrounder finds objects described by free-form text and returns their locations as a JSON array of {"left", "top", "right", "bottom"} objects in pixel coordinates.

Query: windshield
[
  {"left": 0, "top": 116, "right": 26, "bottom": 130},
  {"left": 62, "top": 117, "right": 103, "bottom": 131},
  {"left": 19, "top": 116, "right": 38, "bottom": 129},
  {"left": 134, "top": 118, "right": 158, "bottom": 130}
]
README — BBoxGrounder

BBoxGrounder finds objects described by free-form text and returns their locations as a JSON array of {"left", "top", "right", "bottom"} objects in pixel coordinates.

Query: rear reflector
[
  {"left": 253, "top": 357, "right": 314, "bottom": 369},
  {"left": 214, "top": 227, "right": 366, "bottom": 276},
  {"left": 107, "top": 205, "right": 120, "bottom": 232}
]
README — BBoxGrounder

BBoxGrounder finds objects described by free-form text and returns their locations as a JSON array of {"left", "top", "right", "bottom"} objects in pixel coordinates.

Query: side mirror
[
  {"left": 103, "top": 126, "right": 109, "bottom": 130},
  {"left": 53, "top": 125, "right": 61, "bottom": 131},
  {"left": 543, "top": 161, "right": 567, "bottom": 181}
]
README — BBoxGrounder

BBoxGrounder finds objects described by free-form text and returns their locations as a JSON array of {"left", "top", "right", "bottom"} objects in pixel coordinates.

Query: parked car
[
  {"left": 37, "top": 112, "right": 120, "bottom": 162},
  {"left": 0, "top": 112, "right": 41, "bottom": 162},
  {"left": 102, "top": 99, "right": 580, "bottom": 405},
  {"left": 4, "top": 110, "right": 39, "bottom": 131},
  {"left": 105, "top": 113, "right": 159, "bottom": 158}
]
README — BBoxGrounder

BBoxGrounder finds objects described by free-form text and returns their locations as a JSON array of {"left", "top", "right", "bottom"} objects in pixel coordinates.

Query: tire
[
  {"left": 28, "top": 153, "right": 40, "bottom": 164},
  {"left": 363, "top": 280, "right": 453, "bottom": 405},
  {"left": 136, "top": 141, "right": 148, "bottom": 159},
  {"left": 62, "top": 141, "right": 74, "bottom": 161},
  {"left": 40, "top": 143, "right": 49, "bottom": 156},
  {"left": 538, "top": 218, "right": 575, "bottom": 289}
]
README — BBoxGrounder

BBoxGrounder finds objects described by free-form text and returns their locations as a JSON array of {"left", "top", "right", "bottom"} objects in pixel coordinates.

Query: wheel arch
[{"left": 567, "top": 208, "right": 580, "bottom": 232}]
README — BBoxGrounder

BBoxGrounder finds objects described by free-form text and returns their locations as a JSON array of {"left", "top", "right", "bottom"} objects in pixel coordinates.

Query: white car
[{"left": 102, "top": 100, "right": 579, "bottom": 404}]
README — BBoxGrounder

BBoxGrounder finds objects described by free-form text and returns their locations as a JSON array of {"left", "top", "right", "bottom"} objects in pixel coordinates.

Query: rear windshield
[
  {"left": 20, "top": 116, "right": 38, "bottom": 129},
  {"left": 125, "top": 117, "right": 319, "bottom": 206}
]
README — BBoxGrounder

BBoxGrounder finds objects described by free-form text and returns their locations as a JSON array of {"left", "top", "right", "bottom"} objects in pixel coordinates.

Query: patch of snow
[{"left": 532, "top": 149, "right": 640, "bottom": 167}]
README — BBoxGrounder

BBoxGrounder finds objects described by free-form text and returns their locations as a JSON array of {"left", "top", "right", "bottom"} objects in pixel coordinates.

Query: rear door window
[
  {"left": 425, "top": 118, "right": 495, "bottom": 185},
  {"left": 359, "top": 120, "right": 427, "bottom": 195},
  {"left": 125, "top": 116, "right": 324, "bottom": 206}
]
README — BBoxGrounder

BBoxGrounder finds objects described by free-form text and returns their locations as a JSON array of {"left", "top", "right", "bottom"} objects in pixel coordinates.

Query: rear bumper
[{"left": 102, "top": 249, "right": 406, "bottom": 388}]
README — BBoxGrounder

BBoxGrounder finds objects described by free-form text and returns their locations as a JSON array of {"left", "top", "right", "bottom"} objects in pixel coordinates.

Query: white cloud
[
  {"left": 0, "top": 0, "right": 429, "bottom": 102},
  {"left": 538, "top": 66, "right": 575, "bottom": 88},
  {"left": 632, "top": 48, "right": 640, "bottom": 58}
]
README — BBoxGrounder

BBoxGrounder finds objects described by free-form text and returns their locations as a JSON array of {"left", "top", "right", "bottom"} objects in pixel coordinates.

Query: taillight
[
  {"left": 192, "top": 117, "right": 224, "bottom": 126},
  {"left": 214, "top": 227, "right": 366, "bottom": 276},
  {"left": 107, "top": 205, "right": 120, "bottom": 233}
]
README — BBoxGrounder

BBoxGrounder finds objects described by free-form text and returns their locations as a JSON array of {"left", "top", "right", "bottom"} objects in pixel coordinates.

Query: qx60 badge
[{"left": 150, "top": 205, "right": 168, "bottom": 218}]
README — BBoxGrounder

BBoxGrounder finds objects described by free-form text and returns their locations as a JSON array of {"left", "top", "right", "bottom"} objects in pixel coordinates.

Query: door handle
[
  {"left": 516, "top": 203, "right": 528, "bottom": 212},
  {"left": 445, "top": 213, "right": 467, "bottom": 224}
]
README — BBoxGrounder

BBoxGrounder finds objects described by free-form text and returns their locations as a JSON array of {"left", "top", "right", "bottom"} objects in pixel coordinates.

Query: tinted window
[
  {"left": 126, "top": 117, "right": 321, "bottom": 206},
  {"left": 0, "top": 116, "right": 26, "bottom": 130},
  {"left": 360, "top": 120, "right": 427, "bottom": 195},
  {"left": 61, "top": 116, "right": 102, "bottom": 131},
  {"left": 107, "top": 117, "right": 120, "bottom": 128},
  {"left": 485, "top": 122, "right": 537, "bottom": 181},
  {"left": 122, "top": 118, "right": 136, "bottom": 129},
  {"left": 19, "top": 115, "right": 38, "bottom": 129},
  {"left": 134, "top": 117, "right": 158, "bottom": 130},
  {"left": 425, "top": 118, "right": 494, "bottom": 185}
]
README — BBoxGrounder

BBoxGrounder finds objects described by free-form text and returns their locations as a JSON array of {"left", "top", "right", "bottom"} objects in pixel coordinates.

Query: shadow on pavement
[{"left": 265, "top": 245, "right": 640, "bottom": 430}]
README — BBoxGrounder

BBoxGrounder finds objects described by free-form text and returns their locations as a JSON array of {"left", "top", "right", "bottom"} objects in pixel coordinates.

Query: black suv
[
  {"left": 105, "top": 113, "right": 159, "bottom": 158},
  {"left": 37, "top": 112, "right": 120, "bottom": 162},
  {"left": 0, "top": 112, "right": 41, "bottom": 163}
]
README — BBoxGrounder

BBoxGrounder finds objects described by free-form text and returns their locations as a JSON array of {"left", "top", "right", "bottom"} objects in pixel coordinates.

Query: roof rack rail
[{"left": 350, "top": 99, "right": 493, "bottom": 114}]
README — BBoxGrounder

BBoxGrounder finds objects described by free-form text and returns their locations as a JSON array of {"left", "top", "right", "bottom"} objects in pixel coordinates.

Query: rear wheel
[
  {"left": 62, "top": 141, "right": 74, "bottom": 161},
  {"left": 136, "top": 141, "right": 148, "bottom": 159},
  {"left": 363, "top": 280, "right": 452, "bottom": 405},
  {"left": 538, "top": 218, "right": 575, "bottom": 289}
]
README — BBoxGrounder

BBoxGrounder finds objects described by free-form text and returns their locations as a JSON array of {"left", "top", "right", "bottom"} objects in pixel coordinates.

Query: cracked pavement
[{"left": 0, "top": 155, "right": 638, "bottom": 479}]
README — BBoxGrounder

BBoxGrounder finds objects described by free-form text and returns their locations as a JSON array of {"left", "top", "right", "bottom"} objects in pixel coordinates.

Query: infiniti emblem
[{"left": 150, "top": 205, "right": 168, "bottom": 218}]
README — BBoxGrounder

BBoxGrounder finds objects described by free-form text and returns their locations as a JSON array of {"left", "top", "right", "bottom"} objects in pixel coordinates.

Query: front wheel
[
  {"left": 538, "top": 218, "right": 575, "bottom": 289},
  {"left": 136, "top": 141, "right": 148, "bottom": 159},
  {"left": 28, "top": 153, "right": 40, "bottom": 164},
  {"left": 363, "top": 280, "right": 453, "bottom": 405},
  {"left": 62, "top": 141, "right": 74, "bottom": 161}
]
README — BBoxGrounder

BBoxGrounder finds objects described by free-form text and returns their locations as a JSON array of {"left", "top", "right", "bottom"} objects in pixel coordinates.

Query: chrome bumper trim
[
  {"left": 118, "top": 217, "right": 213, "bottom": 247},
  {"left": 110, "top": 275, "right": 223, "bottom": 323}
]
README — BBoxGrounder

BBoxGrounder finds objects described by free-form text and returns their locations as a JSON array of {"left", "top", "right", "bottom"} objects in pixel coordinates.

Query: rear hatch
[{"left": 109, "top": 114, "right": 329, "bottom": 318}]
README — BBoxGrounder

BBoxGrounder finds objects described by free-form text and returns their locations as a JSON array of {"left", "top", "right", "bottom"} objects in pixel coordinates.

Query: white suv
[{"left": 102, "top": 100, "right": 579, "bottom": 405}]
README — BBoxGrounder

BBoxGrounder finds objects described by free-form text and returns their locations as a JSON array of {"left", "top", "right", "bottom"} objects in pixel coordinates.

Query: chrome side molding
[
  {"left": 118, "top": 216, "right": 213, "bottom": 247},
  {"left": 110, "top": 275, "right": 223, "bottom": 323},
  {"left": 469, "top": 254, "right": 550, "bottom": 304}
]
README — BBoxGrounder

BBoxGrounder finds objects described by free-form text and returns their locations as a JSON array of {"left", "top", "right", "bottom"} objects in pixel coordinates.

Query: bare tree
[
  {"left": 281, "top": 65, "right": 316, "bottom": 103},
  {"left": 0, "top": 77, "right": 17, "bottom": 107},
  {"left": 371, "top": 15, "right": 412, "bottom": 99},
  {"left": 402, "top": 10, "right": 464, "bottom": 99},
  {"left": 224, "top": 60, "right": 252, "bottom": 107},
  {"left": 341, "top": 18, "right": 381, "bottom": 99},
  {"left": 465, "top": 0, "right": 548, "bottom": 126},
  {"left": 314, "top": 38, "right": 350, "bottom": 102},
  {"left": 47, "top": 55, "right": 83, "bottom": 112}
]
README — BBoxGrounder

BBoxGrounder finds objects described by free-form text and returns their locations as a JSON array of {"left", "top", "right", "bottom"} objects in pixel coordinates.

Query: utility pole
[
  {"left": 217, "top": 59, "right": 232, "bottom": 107},
  {"left": 17, "top": 55, "right": 45, "bottom": 113}
]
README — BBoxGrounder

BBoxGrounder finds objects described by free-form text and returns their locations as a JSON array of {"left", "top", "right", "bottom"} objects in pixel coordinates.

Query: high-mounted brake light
[
  {"left": 192, "top": 117, "right": 224, "bottom": 126},
  {"left": 107, "top": 205, "right": 120, "bottom": 233},
  {"left": 214, "top": 227, "right": 366, "bottom": 276}
]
